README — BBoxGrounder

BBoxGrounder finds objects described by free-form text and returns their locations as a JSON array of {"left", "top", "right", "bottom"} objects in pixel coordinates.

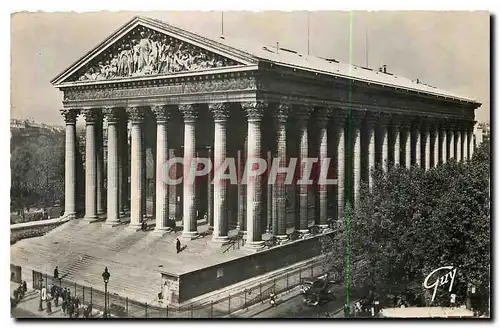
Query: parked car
[
  {"left": 300, "top": 281, "right": 313, "bottom": 294},
  {"left": 302, "top": 278, "right": 337, "bottom": 306}
]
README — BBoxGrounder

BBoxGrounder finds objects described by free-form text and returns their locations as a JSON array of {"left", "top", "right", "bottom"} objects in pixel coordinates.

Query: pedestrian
[
  {"left": 41, "top": 286, "right": 47, "bottom": 302},
  {"left": 74, "top": 306, "right": 80, "bottom": 318},
  {"left": 46, "top": 299, "right": 52, "bottom": 315},
  {"left": 62, "top": 299, "right": 67, "bottom": 315},
  {"left": 68, "top": 301, "right": 74, "bottom": 318},
  {"left": 450, "top": 293, "right": 457, "bottom": 307},
  {"left": 53, "top": 266, "right": 59, "bottom": 280},
  {"left": 67, "top": 287, "right": 71, "bottom": 300},
  {"left": 141, "top": 219, "right": 147, "bottom": 231},
  {"left": 22, "top": 281, "right": 27, "bottom": 294},
  {"left": 176, "top": 238, "right": 181, "bottom": 253},
  {"left": 172, "top": 218, "right": 176, "bottom": 232},
  {"left": 344, "top": 304, "right": 350, "bottom": 318},
  {"left": 54, "top": 289, "right": 59, "bottom": 307}
]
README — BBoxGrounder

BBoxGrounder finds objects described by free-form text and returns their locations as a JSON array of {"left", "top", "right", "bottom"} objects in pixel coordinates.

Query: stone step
[{"left": 14, "top": 241, "right": 160, "bottom": 304}]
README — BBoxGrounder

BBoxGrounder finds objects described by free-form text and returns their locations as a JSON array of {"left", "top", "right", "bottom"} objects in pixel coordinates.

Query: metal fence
[{"left": 33, "top": 261, "right": 326, "bottom": 318}]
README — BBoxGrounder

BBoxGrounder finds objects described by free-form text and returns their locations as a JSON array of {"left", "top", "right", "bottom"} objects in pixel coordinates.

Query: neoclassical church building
[{"left": 11, "top": 16, "right": 480, "bottom": 308}]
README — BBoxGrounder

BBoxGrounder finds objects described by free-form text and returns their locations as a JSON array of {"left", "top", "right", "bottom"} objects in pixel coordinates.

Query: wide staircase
[{"left": 11, "top": 218, "right": 252, "bottom": 306}]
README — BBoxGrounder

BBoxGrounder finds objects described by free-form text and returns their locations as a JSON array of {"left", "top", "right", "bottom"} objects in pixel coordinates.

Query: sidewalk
[
  {"left": 10, "top": 282, "right": 105, "bottom": 319},
  {"left": 228, "top": 286, "right": 302, "bottom": 318}
]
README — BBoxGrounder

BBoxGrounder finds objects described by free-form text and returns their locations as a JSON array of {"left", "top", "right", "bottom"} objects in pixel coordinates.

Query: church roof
[{"left": 52, "top": 16, "right": 480, "bottom": 106}]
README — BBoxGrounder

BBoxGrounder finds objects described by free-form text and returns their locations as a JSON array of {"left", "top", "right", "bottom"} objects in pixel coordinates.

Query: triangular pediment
[{"left": 52, "top": 17, "right": 258, "bottom": 85}]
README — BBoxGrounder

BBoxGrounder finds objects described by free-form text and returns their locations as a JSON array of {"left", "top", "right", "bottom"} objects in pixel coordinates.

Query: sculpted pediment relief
[{"left": 69, "top": 25, "right": 243, "bottom": 82}]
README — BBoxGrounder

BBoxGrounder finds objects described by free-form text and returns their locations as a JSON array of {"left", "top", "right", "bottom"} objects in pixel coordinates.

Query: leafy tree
[
  {"left": 324, "top": 140, "right": 490, "bottom": 312},
  {"left": 11, "top": 130, "right": 65, "bottom": 214}
]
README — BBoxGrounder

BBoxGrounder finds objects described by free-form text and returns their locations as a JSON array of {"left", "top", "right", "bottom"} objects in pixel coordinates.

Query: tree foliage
[
  {"left": 11, "top": 132, "right": 65, "bottom": 211},
  {"left": 325, "top": 140, "right": 490, "bottom": 309}
]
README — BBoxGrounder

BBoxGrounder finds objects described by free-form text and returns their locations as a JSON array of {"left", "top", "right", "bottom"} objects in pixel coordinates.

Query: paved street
[{"left": 238, "top": 284, "right": 353, "bottom": 318}]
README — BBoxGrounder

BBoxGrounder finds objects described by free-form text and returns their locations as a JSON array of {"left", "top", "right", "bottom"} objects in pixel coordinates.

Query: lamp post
[
  {"left": 37, "top": 276, "right": 43, "bottom": 311},
  {"left": 102, "top": 267, "right": 110, "bottom": 318}
]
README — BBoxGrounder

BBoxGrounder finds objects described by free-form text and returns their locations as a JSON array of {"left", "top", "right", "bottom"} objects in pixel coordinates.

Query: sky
[{"left": 10, "top": 11, "right": 490, "bottom": 126}]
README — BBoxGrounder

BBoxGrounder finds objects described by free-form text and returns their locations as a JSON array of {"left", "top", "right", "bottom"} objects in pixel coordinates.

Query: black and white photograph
[{"left": 9, "top": 9, "right": 490, "bottom": 319}]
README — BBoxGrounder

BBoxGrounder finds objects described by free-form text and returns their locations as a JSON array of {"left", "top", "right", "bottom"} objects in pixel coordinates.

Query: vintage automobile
[{"left": 302, "top": 279, "right": 337, "bottom": 306}]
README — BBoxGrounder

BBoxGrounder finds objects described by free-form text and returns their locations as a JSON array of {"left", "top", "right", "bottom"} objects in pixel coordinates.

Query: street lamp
[
  {"left": 38, "top": 276, "right": 44, "bottom": 311},
  {"left": 102, "top": 267, "right": 110, "bottom": 318}
]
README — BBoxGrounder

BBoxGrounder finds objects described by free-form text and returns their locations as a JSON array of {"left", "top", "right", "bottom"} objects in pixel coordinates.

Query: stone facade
[{"left": 49, "top": 16, "right": 480, "bottom": 305}]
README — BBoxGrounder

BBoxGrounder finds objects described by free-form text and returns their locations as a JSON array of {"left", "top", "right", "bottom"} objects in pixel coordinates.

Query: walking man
[
  {"left": 53, "top": 266, "right": 59, "bottom": 280},
  {"left": 176, "top": 238, "right": 181, "bottom": 253}
]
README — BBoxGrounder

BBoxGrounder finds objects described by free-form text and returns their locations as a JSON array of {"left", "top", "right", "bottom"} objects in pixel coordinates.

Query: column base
[
  {"left": 152, "top": 228, "right": 171, "bottom": 236},
  {"left": 63, "top": 212, "right": 76, "bottom": 220},
  {"left": 277, "top": 234, "right": 288, "bottom": 241},
  {"left": 211, "top": 235, "right": 229, "bottom": 243},
  {"left": 181, "top": 231, "right": 199, "bottom": 240},
  {"left": 298, "top": 229, "right": 309, "bottom": 233},
  {"left": 126, "top": 223, "right": 142, "bottom": 232},
  {"left": 104, "top": 219, "right": 122, "bottom": 227},
  {"left": 82, "top": 216, "right": 99, "bottom": 224},
  {"left": 244, "top": 240, "right": 265, "bottom": 251},
  {"left": 318, "top": 224, "right": 329, "bottom": 229}
]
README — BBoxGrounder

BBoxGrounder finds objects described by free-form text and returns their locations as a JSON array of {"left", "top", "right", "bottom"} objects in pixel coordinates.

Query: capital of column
[
  {"left": 126, "top": 106, "right": 145, "bottom": 124},
  {"left": 103, "top": 107, "right": 124, "bottom": 124},
  {"left": 179, "top": 104, "right": 198, "bottom": 123},
  {"left": 275, "top": 102, "right": 290, "bottom": 123},
  {"left": 330, "top": 109, "right": 347, "bottom": 125},
  {"left": 242, "top": 101, "right": 267, "bottom": 122},
  {"left": 294, "top": 105, "right": 313, "bottom": 127},
  {"left": 61, "top": 108, "right": 79, "bottom": 124},
  {"left": 82, "top": 108, "right": 101, "bottom": 124},
  {"left": 315, "top": 106, "right": 332, "bottom": 129},
  {"left": 209, "top": 103, "right": 230, "bottom": 122},
  {"left": 377, "top": 112, "right": 392, "bottom": 127},
  {"left": 152, "top": 104, "right": 170, "bottom": 123},
  {"left": 364, "top": 112, "right": 379, "bottom": 129}
]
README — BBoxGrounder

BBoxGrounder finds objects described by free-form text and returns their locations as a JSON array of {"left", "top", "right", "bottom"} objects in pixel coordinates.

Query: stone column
[
  {"left": 335, "top": 115, "right": 346, "bottom": 218},
  {"left": 61, "top": 109, "right": 79, "bottom": 219},
  {"left": 153, "top": 105, "right": 170, "bottom": 233},
  {"left": 236, "top": 149, "right": 245, "bottom": 232},
  {"left": 423, "top": 124, "right": 431, "bottom": 170},
  {"left": 96, "top": 117, "right": 105, "bottom": 215},
  {"left": 273, "top": 103, "right": 289, "bottom": 238},
  {"left": 439, "top": 125, "right": 448, "bottom": 164},
  {"left": 366, "top": 117, "right": 376, "bottom": 191},
  {"left": 127, "top": 106, "right": 145, "bottom": 229},
  {"left": 414, "top": 122, "right": 422, "bottom": 168},
  {"left": 296, "top": 106, "right": 312, "bottom": 233},
  {"left": 432, "top": 125, "right": 439, "bottom": 168},
  {"left": 104, "top": 107, "right": 121, "bottom": 225},
  {"left": 83, "top": 109, "right": 99, "bottom": 222},
  {"left": 209, "top": 103, "right": 230, "bottom": 242},
  {"left": 466, "top": 125, "right": 473, "bottom": 160},
  {"left": 168, "top": 149, "right": 177, "bottom": 222},
  {"left": 207, "top": 147, "right": 214, "bottom": 229},
  {"left": 242, "top": 101, "right": 266, "bottom": 248},
  {"left": 456, "top": 127, "right": 462, "bottom": 162},
  {"left": 403, "top": 122, "right": 411, "bottom": 169},
  {"left": 379, "top": 118, "right": 389, "bottom": 172},
  {"left": 266, "top": 150, "right": 272, "bottom": 233},
  {"left": 353, "top": 116, "right": 362, "bottom": 206},
  {"left": 393, "top": 119, "right": 402, "bottom": 167},
  {"left": 316, "top": 107, "right": 330, "bottom": 227},
  {"left": 448, "top": 127, "right": 455, "bottom": 160},
  {"left": 179, "top": 104, "right": 199, "bottom": 239},
  {"left": 118, "top": 117, "right": 128, "bottom": 216}
]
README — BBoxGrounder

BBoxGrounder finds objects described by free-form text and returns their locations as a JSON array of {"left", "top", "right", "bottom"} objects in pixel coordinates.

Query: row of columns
[{"left": 61, "top": 105, "right": 475, "bottom": 249}]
